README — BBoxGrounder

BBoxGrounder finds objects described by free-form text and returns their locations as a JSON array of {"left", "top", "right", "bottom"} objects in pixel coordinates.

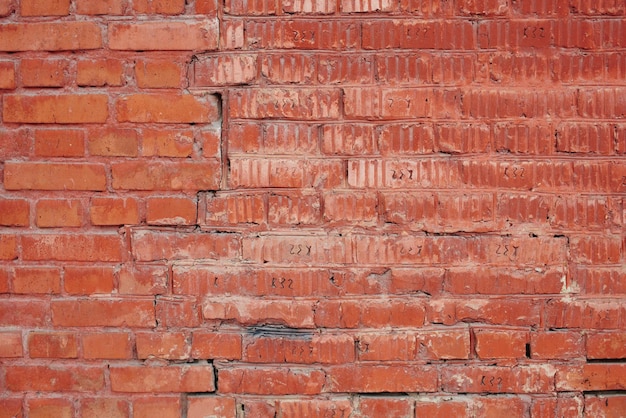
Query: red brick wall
[{"left": 1, "top": 0, "right": 626, "bottom": 416}]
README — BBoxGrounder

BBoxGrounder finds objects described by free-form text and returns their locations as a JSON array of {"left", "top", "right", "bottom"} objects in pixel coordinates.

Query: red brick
[
  {"left": 0, "top": 299, "right": 49, "bottom": 326},
  {"left": 476, "top": 397, "right": 528, "bottom": 418},
  {"left": 28, "top": 332, "right": 77, "bottom": 359},
  {"left": 109, "top": 21, "right": 218, "bottom": 50},
  {"left": 110, "top": 365, "right": 215, "bottom": 393},
  {"left": 21, "top": 0, "right": 69, "bottom": 15},
  {"left": 441, "top": 365, "right": 554, "bottom": 394},
  {"left": 142, "top": 128, "right": 195, "bottom": 158},
  {"left": 322, "top": 124, "right": 376, "bottom": 155},
  {"left": 156, "top": 296, "right": 202, "bottom": 328},
  {"left": 268, "top": 191, "right": 321, "bottom": 225},
  {"left": 327, "top": 364, "right": 437, "bottom": 393},
  {"left": 116, "top": 93, "right": 218, "bottom": 123},
  {"left": 363, "top": 20, "right": 475, "bottom": 49},
  {"left": 414, "top": 400, "right": 469, "bottom": 417},
  {"left": 0, "top": 331, "right": 22, "bottom": 357},
  {"left": 545, "top": 298, "right": 626, "bottom": 329},
  {"left": 0, "top": 199, "right": 29, "bottom": 226},
  {"left": 28, "top": 398, "right": 73, "bottom": 418},
  {"left": 76, "top": 0, "right": 124, "bottom": 14},
  {"left": 323, "top": 191, "right": 377, "bottom": 223},
  {"left": 277, "top": 399, "right": 352, "bottom": 418},
  {"left": 587, "top": 331, "right": 626, "bottom": 359},
  {"left": 0, "top": 0, "right": 14, "bottom": 17},
  {"left": 20, "top": 59, "right": 68, "bottom": 87},
  {"left": 530, "top": 396, "right": 583, "bottom": 418},
  {"left": 147, "top": 197, "right": 197, "bottom": 225},
  {"left": 34, "top": 129, "right": 85, "bottom": 157},
  {"left": 90, "top": 197, "right": 140, "bottom": 226},
  {"left": 242, "top": 235, "right": 351, "bottom": 265},
  {"left": 219, "top": 366, "right": 324, "bottom": 395},
  {"left": 230, "top": 88, "right": 340, "bottom": 119},
  {"left": 0, "top": 129, "right": 29, "bottom": 160},
  {"left": 22, "top": 234, "right": 123, "bottom": 262},
  {"left": 244, "top": 20, "right": 358, "bottom": 49},
  {"left": 118, "top": 264, "right": 168, "bottom": 295},
  {"left": 79, "top": 398, "right": 128, "bottom": 418},
  {"left": 136, "top": 332, "right": 189, "bottom": 360},
  {"left": 51, "top": 299, "right": 155, "bottom": 327},
  {"left": 64, "top": 266, "right": 116, "bottom": 295},
  {"left": 134, "top": 397, "right": 182, "bottom": 418},
  {"left": 531, "top": 332, "right": 584, "bottom": 360},
  {"left": 111, "top": 161, "right": 220, "bottom": 191},
  {"left": 452, "top": 298, "right": 542, "bottom": 327},
  {"left": 135, "top": 59, "right": 183, "bottom": 88},
  {"left": 203, "top": 298, "right": 315, "bottom": 328},
  {"left": 0, "top": 22, "right": 102, "bottom": 51},
  {"left": 571, "top": 236, "right": 622, "bottom": 264},
  {"left": 585, "top": 395, "right": 626, "bottom": 418},
  {"left": 0, "top": 269, "right": 8, "bottom": 293},
  {"left": 359, "top": 398, "right": 412, "bottom": 418},
  {"left": 195, "top": 0, "right": 218, "bottom": 13},
  {"left": 343, "top": 88, "right": 431, "bottom": 120},
  {"left": 3, "top": 94, "right": 108, "bottom": 124},
  {"left": 13, "top": 267, "right": 61, "bottom": 294},
  {"left": 0, "top": 398, "right": 22, "bottom": 418},
  {"left": 0, "top": 235, "right": 17, "bottom": 261},
  {"left": 35, "top": 199, "right": 83, "bottom": 228},
  {"left": 77, "top": 59, "right": 124, "bottom": 86},
  {"left": 87, "top": 128, "right": 138, "bottom": 157},
  {"left": 342, "top": 0, "right": 394, "bottom": 12},
  {"left": 474, "top": 328, "right": 529, "bottom": 359},
  {"left": 457, "top": 0, "right": 508, "bottom": 15},
  {"left": 131, "top": 230, "right": 239, "bottom": 261},
  {"left": 6, "top": 365, "right": 104, "bottom": 392},
  {"left": 557, "top": 364, "right": 626, "bottom": 391},
  {"left": 204, "top": 192, "right": 266, "bottom": 226},
  {"left": 133, "top": 0, "right": 185, "bottom": 14},
  {"left": 82, "top": 332, "right": 133, "bottom": 360},
  {"left": 191, "top": 332, "right": 242, "bottom": 360},
  {"left": 243, "top": 334, "right": 354, "bottom": 364},
  {"left": 192, "top": 54, "right": 257, "bottom": 86},
  {"left": 187, "top": 397, "right": 236, "bottom": 418}
]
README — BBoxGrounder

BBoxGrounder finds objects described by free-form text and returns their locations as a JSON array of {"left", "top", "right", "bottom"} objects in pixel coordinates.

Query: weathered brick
[
  {"left": 110, "top": 365, "right": 215, "bottom": 393},
  {"left": 3, "top": 94, "right": 108, "bottom": 123},
  {"left": 0, "top": 22, "right": 102, "bottom": 51},
  {"left": 109, "top": 21, "right": 218, "bottom": 51}
]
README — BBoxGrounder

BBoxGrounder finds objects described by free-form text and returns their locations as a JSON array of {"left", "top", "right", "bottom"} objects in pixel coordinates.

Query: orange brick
[
  {"left": 0, "top": 22, "right": 102, "bottom": 51},
  {"left": 21, "top": 0, "right": 70, "bottom": 16},
  {"left": 79, "top": 398, "right": 129, "bottom": 418},
  {"left": 110, "top": 365, "right": 215, "bottom": 393},
  {"left": 13, "top": 267, "right": 62, "bottom": 294},
  {"left": 82, "top": 333, "right": 133, "bottom": 360},
  {"left": 134, "top": 397, "right": 182, "bottom": 418},
  {"left": 87, "top": 128, "right": 139, "bottom": 157},
  {"left": 28, "top": 332, "right": 78, "bottom": 358},
  {"left": 0, "top": 199, "right": 29, "bottom": 227},
  {"left": 147, "top": 197, "right": 197, "bottom": 225},
  {"left": 3, "top": 94, "right": 108, "bottom": 123},
  {"left": 35, "top": 199, "right": 83, "bottom": 228},
  {"left": 21, "top": 59, "right": 68, "bottom": 87},
  {"left": 34, "top": 129, "right": 85, "bottom": 157},
  {"left": 142, "top": 129, "right": 194, "bottom": 157},
  {"left": 27, "top": 398, "right": 73, "bottom": 418},
  {"left": 0, "top": 331, "right": 23, "bottom": 358},
  {"left": 116, "top": 94, "right": 218, "bottom": 123},
  {"left": 133, "top": 0, "right": 186, "bottom": 14},
  {"left": 90, "top": 197, "right": 140, "bottom": 226},
  {"left": 109, "top": 21, "right": 218, "bottom": 51},
  {"left": 136, "top": 59, "right": 183, "bottom": 88},
  {"left": 187, "top": 397, "right": 236, "bottom": 418},
  {"left": 77, "top": 59, "right": 124, "bottom": 86},
  {"left": 0, "top": 61, "right": 15, "bottom": 89},
  {"left": 76, "top": 0, "right": 124, "bottom": 14},
  {"left": 64, "top": 266, "right": 116, "bottom": 295}
]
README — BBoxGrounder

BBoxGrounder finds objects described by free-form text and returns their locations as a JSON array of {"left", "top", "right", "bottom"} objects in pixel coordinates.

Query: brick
[
  {"left": 82, "top": 332, "right": 133, "bottom": 359},
  {"left": 0, "top": 299, "right": 49, "bottom": 326},
  {"left": 452, "top": 298, "right": 542, "bottom": 327},
  {"left": 571, "top": 236, "right": 621, "bottom": 264},
  {"left": 0, "top": 269, "right": 8, "bottom": 293},
  {"left": 260, "top": 123, "right": 319, "bottom": 154},
  {"left": 21, "top": 59, "right": 68, "bottom": 87},
  {"left": 587, "top": 331, "right": 626, "bottom": 359},
  {"left": 445, "top": 267, "right": 564, "bottom": 295},
  {"left": 192, "top": 54, "right": 257, "bottom": 86},
  {"left": 142, "top": 129, "right": 195, "bottom": 157},
  {"left": 530, "top": 396, "right": 583, "bottom": 418},
  {"left": 118, "top": 264, "right": 168, "bottom": 295},
  {"left": 116, "top": 93, "right": 218, "bottom": 123},
  {"left": 133, "top": 0, "right": 185, "bottom": 14},
  {"left": 219, "top": 367, "right": 324, "bottom": 395},
  {"left": 112, "top": 161, "right": 220, "bottom": 191},
  {"left": 0, "top": 331, "right": 22, "bottom": 357},
  {"left": 34, "top": 129, "right": 85, "bottom": 157},
  {"left": 242, "top": 235, "right": 351, "bottom": 265},
  {"left": 0, "top": 22, "right": 102, "bottom": 51},
  {"left": 134, "top": 397, "right": 182, "bottom": 418},
  {"left": 323, "top": 191, "right": 377, "bottom": 224},
  {"left": 363, "top": 20, "right": 475, "bottom": 50},
  {"left": 230, "top": 158, "right": 343, "bottom": 189},
  {"left": 442, "top": 365, "right": 554, "bottom": 394},
  {"left": 322, "top": 124, "right": 376, "bottom": 155},
  {"left": 359, "top": 398, "right": 412, "bottom": 418},
  {"left": 261, "top": 53, "right": 316, "bottom": 84},
  {"left": 22, "top": 234, "right": 123, "bottom": 262},
  {"left": 204, "top": 192, "right": 266, "bottom": 226},
  {"left": 13, "top": 267, "right": 61, "bottom": 294},
  {"left": 77, "top": 59, "right": 124, "bottom": 86},
  {"left": 342, "top": 0, "right": 394, "bottom": 12},
  {"left": 0, "top": 399, "right": 22, "bottom": 418},
  {"left": 278, "top": 399, "right": 353, "bottom": 418},
  {"left": 76, "top": 0, "right": 124, "bottom": 14},
  {"left": 414, "top": 400, "right": 469, "bottom": 417},
  {"left": 136, "top": 332, "right": 189, "bottom": 360},
  {"left": 230, "top": 88, "right": 340, "bottom": 119},
  {"left": 457, "top": 0, "right": 508, "bottom": 15},
  {"left": 6, "top": 365, "right": 104, "bottom": 392},
  {"left": 109, "top": 21, "right": 218, "bottom": 50},
  {"left": 556, "top": 122, "right": 615, "bottom": 154},
  {"left": 187, "top": 397, "right": 236, "bottom": 418},
  {"left": 474, "top": 328, "right": 528, "bottom": 359},
  {"left": 575, "top": 267, "right": 626, "bottom": 294},
  {"left": 64, "top": 266, "right": 116, "bottom": 295},
  {"left": 326, "top": 364, "right": 437, "bottom": 393},
  {"left": 578, "top": 87, "right": 626, "bottom": 118},
  {"left": 79, "top": 399, "right": 128, "bottom": 418},
  {"left": 131, "top": 230, "right": 239, "bottom": 261},
  {"left": 191, "top": 332, "right": 242, "bottom": 360},
  {"left": 35, "top": 199, "right": 83, "bottom": 228},
  {"left": 531, "top": 331, "right": 584, "bottom": 360},
  {"left": 5, "top": 162, "right": 106, "bottom": 191},
  {"left": 28, "top": 332, "right": 77, "bottom": 358},
  {"left": 21, "top": 0, "right": 69, "bottom": 15},
  {"left": 545, "top": 298, "right": 626, "bottom": 329},
  {"left": 110, "top": 364, "right": 215, "bottom": 393},
  {"left": 0, "top": 61, "right": 15, "bottom": 89},
  {"left": 0, "top": 199, "right": 29, "bottom": 226},
  {"left": 0, "top": 235, "right": 17, "bottom": 260},
  {"left": 135, "top": 59, "right": 183, "bottom": 88},
  {"left": 557, "top": 364, "right": 626, "bottom": 391},
  {"left": 3, "top": 94, "right": 108, "bottom": 124},
  {"left": 147, "top": 197, "right": 197, "bottom": 225},
  {"left": 0, "top": 0, "right": 14, "bottom": 17},
  {"left": 196, "top": 0, "right": 218, "bottom": 13},
  {"left": 87, "top": 128, "right": 138, "bottom": 157},
  {"left": 268, "top": 191, "right": 321, "bottom": 225},
  {"left": 90, "top": 197, "right": 140, "bottom": 226},
  {"left": 585, "top": 395, "right": 626, "bottom": 418},
  {"left": 244, "top": 20, "right": 358, "bottom": 49},
  {"left": 243, "top": 333, "right": 354, "bottom": 364},
  {"left": 156, "top": 296, "right": 202, "bottom": 328},
  {"left": 203, "top": 298, "right": 315, "bottom": 328},
  {"left": 462, "top": 89, "right": 577, "bottom": 119},
  {"left": 343, "top": 87, "right": 431, "bottom": 120},
  {"left": 28, "top": 398, "right": 73, "bottom": 418},
  {"left": 51, "top": 299, "right": 155, "bottom": 327}
]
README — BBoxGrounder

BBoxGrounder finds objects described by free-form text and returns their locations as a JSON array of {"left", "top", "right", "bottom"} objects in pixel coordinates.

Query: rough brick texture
[{"left": 1, "top": 1, "right": 625, "bottom": 417}]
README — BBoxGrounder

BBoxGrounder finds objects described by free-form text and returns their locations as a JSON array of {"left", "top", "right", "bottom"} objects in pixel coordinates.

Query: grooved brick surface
[{"left": 1, "top": 1, "right": 625, "bottom": 417}]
